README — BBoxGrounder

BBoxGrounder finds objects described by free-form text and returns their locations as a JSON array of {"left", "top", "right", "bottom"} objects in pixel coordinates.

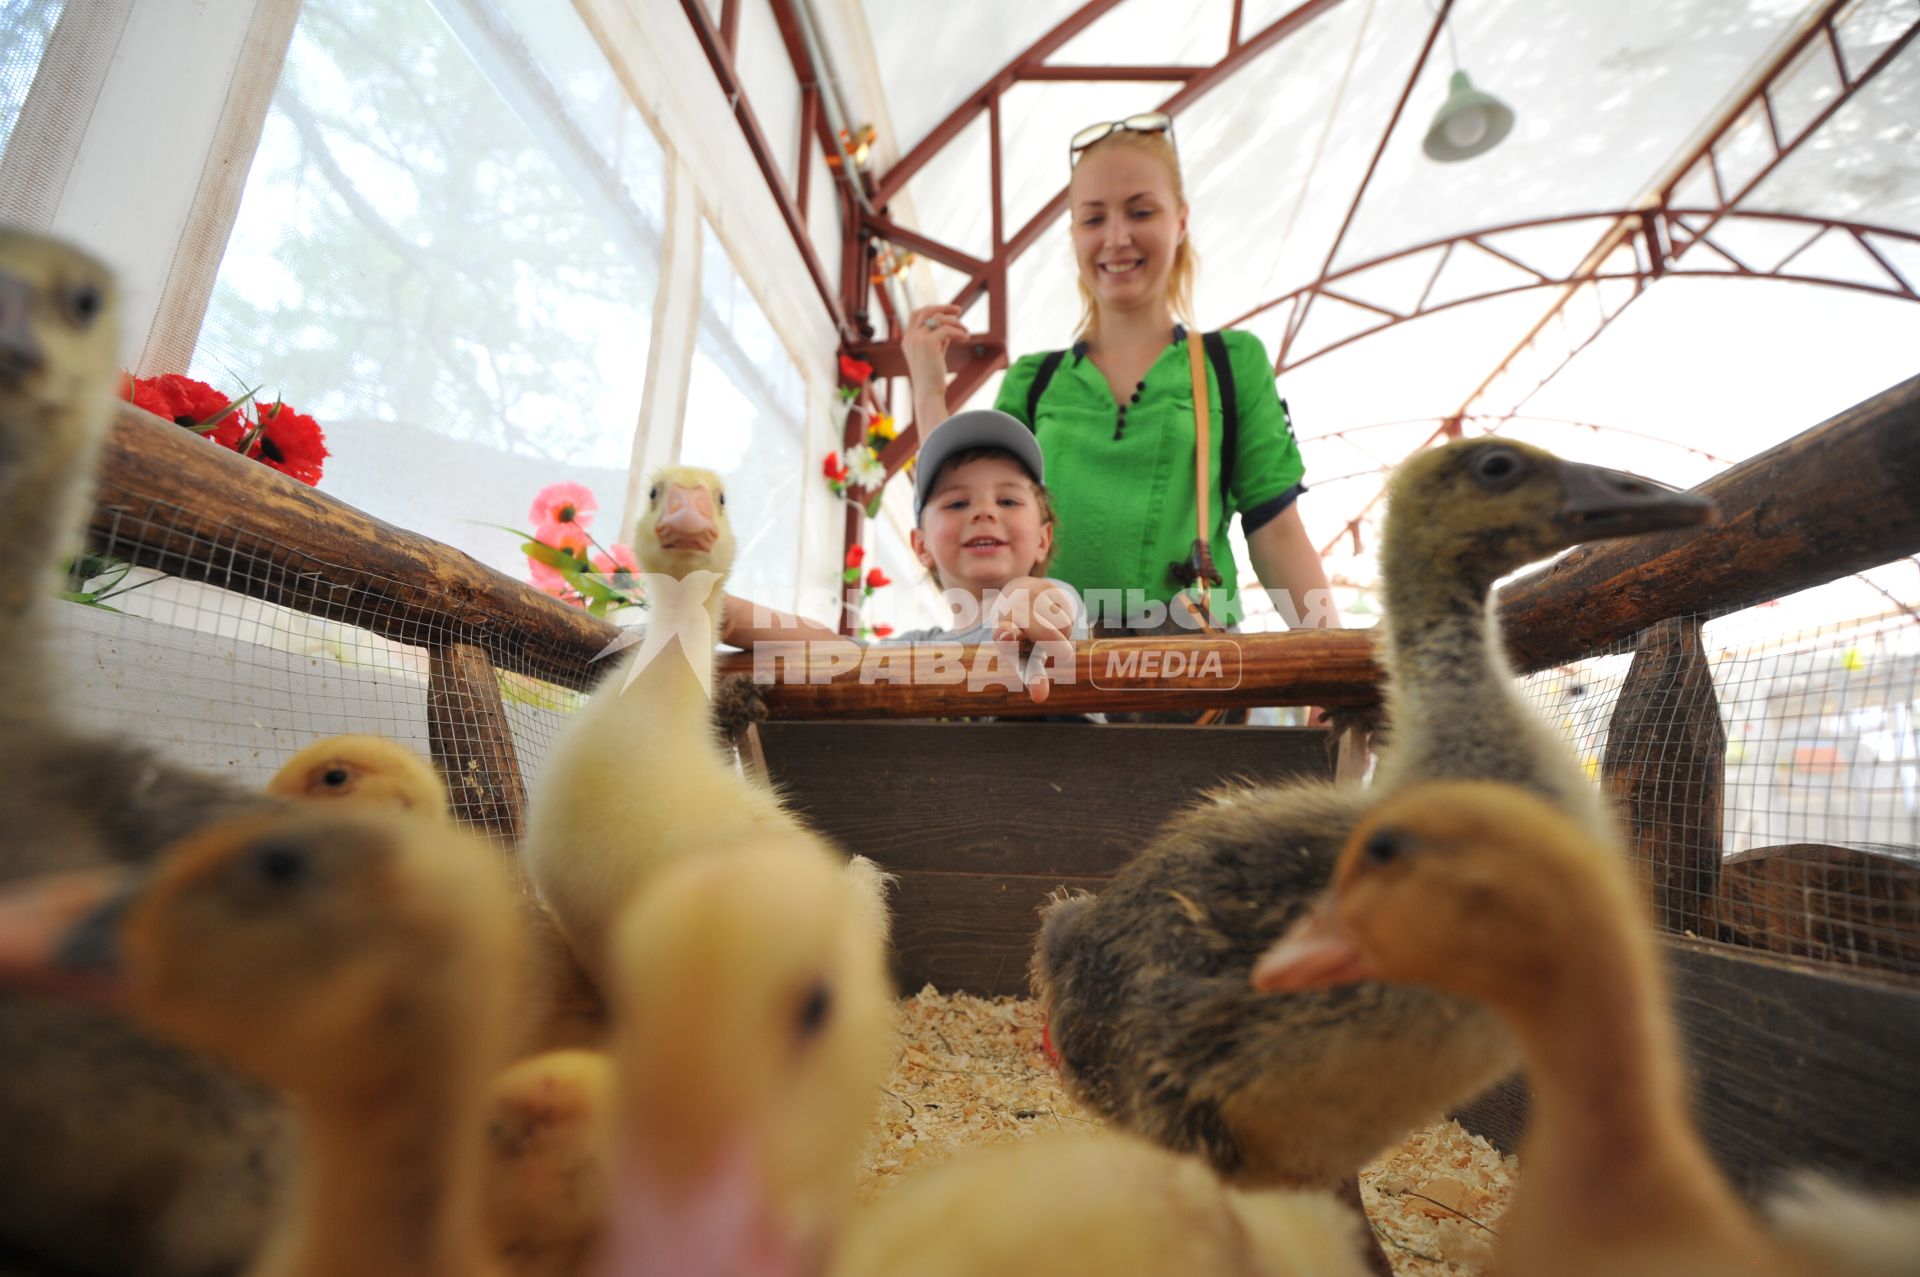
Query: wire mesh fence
[
  {"left": 54, "top": 490, "right": 1920, "bottom": 982},
  {"left": 63, "top": 497, "right": 593, "bottom": 838},
  {"left": 1518, "top": 562, "right": 1920, "bottom": 981}
]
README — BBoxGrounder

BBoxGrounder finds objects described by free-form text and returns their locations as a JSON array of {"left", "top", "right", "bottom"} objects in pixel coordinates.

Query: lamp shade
[{"left": 1422, "top": 70, "right": 1514, "bottom": 162}]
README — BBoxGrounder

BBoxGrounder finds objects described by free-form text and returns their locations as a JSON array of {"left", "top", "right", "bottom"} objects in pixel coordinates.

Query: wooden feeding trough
[{"left": 81, "top": 373, "right": 1920, "bottom": 1203}]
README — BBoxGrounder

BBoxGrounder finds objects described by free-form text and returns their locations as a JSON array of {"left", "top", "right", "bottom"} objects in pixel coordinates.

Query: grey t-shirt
[{"left": 885, "top": 578, "right": 1090, "bottom": 644}]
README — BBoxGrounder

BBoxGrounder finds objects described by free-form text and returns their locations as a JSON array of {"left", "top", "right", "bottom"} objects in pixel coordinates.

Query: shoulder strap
[
  {"left": 1203, "top": 330, "right": 1237, "bottom": 505},
  {"left": 1025, "top": 350, "right": 1068, "bottom": 430}
]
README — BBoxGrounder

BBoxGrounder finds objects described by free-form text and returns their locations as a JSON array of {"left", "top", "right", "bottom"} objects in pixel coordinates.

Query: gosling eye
[
  {"left": 647, "top": 484, "right": 660, "bottom": 504},
  {"left": 1361, "top": 829, "right": 1406, "bottom": 868},
  {"left": 715, "top": 489, "right": 726, "bottom": 508},
  {"left": 796, "top": 980, "right": 833, "bottom": 1042},
  {"left": 319, "top": 767, "right": 352, "bottom": 789},
  {"left": 1469, "top": 446, "right": 1528, "bottom": 489},
  {"left": 250, "top": 842, "right": 311, "bottom": 889},
  {"left": 57, "top": 280, "right": 104, "bottom": 329}
]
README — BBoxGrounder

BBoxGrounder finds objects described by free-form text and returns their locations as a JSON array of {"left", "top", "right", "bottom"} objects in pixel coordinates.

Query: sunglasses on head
[{"left": 1069, "top": 112, "right": 1176, "bottom": 165}]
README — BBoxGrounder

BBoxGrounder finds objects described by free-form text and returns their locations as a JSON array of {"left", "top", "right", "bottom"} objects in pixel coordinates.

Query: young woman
[{"left": 902, "top": 114, "right": 1339, "bottom": 646}]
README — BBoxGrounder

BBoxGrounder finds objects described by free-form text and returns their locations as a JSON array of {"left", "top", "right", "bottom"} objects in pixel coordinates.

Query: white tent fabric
[{"left": 856, "top": 0, "right": 1920, "bottom": 613}]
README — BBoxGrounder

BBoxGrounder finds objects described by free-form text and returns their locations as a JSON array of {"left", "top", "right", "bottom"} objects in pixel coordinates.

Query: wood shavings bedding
[{"left": 863, "top": 987, "right": 1518, "bottom": 1277}]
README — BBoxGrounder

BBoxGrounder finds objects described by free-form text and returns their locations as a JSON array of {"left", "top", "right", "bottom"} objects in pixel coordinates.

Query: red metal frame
[
  {"left": 679, "top": 0, "right": 1919, "bottom": 584},
  {"left": 848, "top": 0, "right": 1353, "bottom": 424},
  {"left": 1450, "top": 0, "right": 1920, "bottom": 425},
  {"left": 1227, "top": 209, "right": 1920, "bottom": 373}
]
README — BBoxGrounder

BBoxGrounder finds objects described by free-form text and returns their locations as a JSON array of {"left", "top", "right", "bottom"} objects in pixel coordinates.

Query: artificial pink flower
[
  {"left": 535, "top": 520, "right": 591, "bottom": 561},
  {"left": 591, "top": 543, "right": 639, "bottom": 579},
  {"left": 530, "top": 481, "right": 597, "bottom": 529}
]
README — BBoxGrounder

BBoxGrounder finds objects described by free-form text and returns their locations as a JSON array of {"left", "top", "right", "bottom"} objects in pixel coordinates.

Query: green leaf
[
  {"left": 841, "top": 567, "right": 858, "bottom": 585},
  {"left": 521, "top": 540, "right": 587, "bottom": 571}
]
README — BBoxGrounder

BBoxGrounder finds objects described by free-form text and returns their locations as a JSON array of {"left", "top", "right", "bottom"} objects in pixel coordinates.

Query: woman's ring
[{"left": 923, "top": 316, "right": 939, "bottom": 331}]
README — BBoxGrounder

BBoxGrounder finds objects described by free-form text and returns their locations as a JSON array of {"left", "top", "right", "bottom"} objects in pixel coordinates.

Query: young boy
[{"left": 719, "top": 410, "right": 1083, "bottom": 704}]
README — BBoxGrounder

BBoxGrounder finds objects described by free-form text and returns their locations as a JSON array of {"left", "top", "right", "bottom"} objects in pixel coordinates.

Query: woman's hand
[
  {"left": 903, "top": 304, "right": 967, "bottom": 432},
  {"left": 989, "top": 576, "right": 1079, "bottom": 705}
]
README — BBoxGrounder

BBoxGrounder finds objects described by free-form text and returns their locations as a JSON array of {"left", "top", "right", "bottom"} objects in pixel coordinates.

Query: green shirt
[{"left": 994, "top": 327, "right": 1305, "bottom": 628}]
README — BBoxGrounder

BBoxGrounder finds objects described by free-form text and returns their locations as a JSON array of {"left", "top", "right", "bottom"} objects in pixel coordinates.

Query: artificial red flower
[
  {"left": 249, "top": 400, "right": 329, "bottom": 486},
  {"left": 844, "top": 544, "right": 866, "bottom": 569},
  {"left": 121, "top": 373, "right": 248, "bottom": 448},
  {"left": 529, "top": 481, "right": 597, "bottom": 529},
  {"left": 870, "top": 624, "right": 894, "bottom": 638},
  {"left": 865, "top": 568, "right": 891, "bottom": 590},
  {"left": 838, "top": 353, "right": 873, "bottom": 385},
  {"left": 822, "top": 451, "right": 848, "bottom": 481}
]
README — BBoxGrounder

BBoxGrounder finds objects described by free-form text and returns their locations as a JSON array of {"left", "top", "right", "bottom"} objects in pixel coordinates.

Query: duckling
[
  {"left": 0, "top": 805, "right": 528, "bottom": 1277},
  {"left": 266, "top": 733, "right": 452, "bottom": 815},
  {"left": 603, "top": 839, "right": 894, "bottom": 1277},
  {"left": 523, "top": 468, "right": 889, "bottom": 996},
  {"left": 1252, "top": 780, "right": 1797, "bottom": 1277},
  {"left": 0, "top": 229, "right": 295, "bottom": 1276},
  {"left": 267, "top": 734, "right": 605, "bottom": 1053},
  {"left": 523, "top": 467, "right": 793, "bottom": 988},
  {"left": 481, "top": 1049, "right": 614, "bottom": 1277},
  {"left": 1031, "top": 439, "right": 1715, "bottom": 1191},
  {"left": 830, "top": 1132, "right": 1369, "bottom": 1277}
]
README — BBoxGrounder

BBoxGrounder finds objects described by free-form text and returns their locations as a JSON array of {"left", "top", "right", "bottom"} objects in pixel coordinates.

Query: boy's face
[{"left": 911, "top": 456, "right": 1052, "bottom": 595}]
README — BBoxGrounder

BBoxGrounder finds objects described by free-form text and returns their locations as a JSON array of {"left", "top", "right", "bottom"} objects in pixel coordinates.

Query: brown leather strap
[{"left": 1186, "top": 331, "right": 1212, "bottom": 611}]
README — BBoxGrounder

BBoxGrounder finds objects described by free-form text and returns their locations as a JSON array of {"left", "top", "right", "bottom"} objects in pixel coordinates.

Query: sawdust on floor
[{"left": 862, "top": 987, "right": 1518, "bottom": 1276}]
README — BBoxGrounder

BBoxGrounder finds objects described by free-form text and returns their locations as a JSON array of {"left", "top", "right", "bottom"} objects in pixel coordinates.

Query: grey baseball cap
[{"left": 912, "top": 409, "right": 1046, "bottom": 520}]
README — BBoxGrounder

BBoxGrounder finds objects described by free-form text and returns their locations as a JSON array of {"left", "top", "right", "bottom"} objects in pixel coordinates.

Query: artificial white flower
[{"left": 844, "top": 444, "right": 886, "bottom": 489}]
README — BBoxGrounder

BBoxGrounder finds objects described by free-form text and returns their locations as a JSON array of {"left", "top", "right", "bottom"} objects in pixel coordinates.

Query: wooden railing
[{"left": 90, "top": 374, "right": 1920, "bottom": 852}]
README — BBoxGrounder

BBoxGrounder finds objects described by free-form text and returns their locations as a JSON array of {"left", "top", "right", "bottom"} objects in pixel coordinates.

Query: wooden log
[
  {"left": 89, "top": 405, "right": 617, "bottom": 690},
  {"left": 1500, "top": 372, "right": 1920, "bottom": 673},
  {"left": 1713, "top": 842, "right": 1920, "bottom": 975},
  {"left": 1456, "top": 939, "right": 1920, "bottom": 1195},
  {"left": 1601, "top": 616, "right": 1725, "bottom": 936},
  {"left": 715, "top": 631, "right": 1384, "bottom": 718},
  {"left": 427, "top": 640, "right": 528, "bottom": 845},
  {"left": 758, "top": 720, "right": 1336, "bottom": 995}
]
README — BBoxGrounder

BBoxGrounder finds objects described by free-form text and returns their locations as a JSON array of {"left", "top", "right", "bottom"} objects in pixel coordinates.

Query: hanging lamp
[{"left": 1423, "top": 69, "right": 1514, "bottom": 161}]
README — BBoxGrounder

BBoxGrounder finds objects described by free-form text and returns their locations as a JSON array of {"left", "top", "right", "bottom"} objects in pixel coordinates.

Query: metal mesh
[
  {"left": 60, "top": 496, "right": 593, "bottom": 838},
  {"left": 1518, "top": 560, "right": 1920, "bottom": 982}
]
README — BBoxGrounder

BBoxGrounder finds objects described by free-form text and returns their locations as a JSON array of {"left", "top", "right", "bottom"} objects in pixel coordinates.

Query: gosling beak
[
  {"left": 655, "top": 483, "right": 720, "bottom": 553},
  {"left": 1251, "top": 901, "right": 1374, "bottom": 993},
  {"left": 0, "top": 273, "right": 47, "bottom": 390},
  {"left": 606, "top": 1138, "right": 810, "bottom": 1277},
  {"left": 0, "top": 867, "right": 137, "bottom": 1002},
  {"left": 1556, "top": 461, "right": 1718, "bottom": 541}
]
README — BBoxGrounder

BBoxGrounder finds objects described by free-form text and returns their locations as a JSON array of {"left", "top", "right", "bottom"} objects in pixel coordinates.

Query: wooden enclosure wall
[
  {"left": 1457, "top": 940, "right": 1920, "bottom": 1194},
  {"left": 759, "top": 720, "right": 1336, "bottom": 996}
]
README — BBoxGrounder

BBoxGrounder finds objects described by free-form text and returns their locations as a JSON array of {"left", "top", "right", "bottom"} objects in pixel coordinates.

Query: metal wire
[{"left": 1519, "top": 568, "right": 1920, "bottom": 981}]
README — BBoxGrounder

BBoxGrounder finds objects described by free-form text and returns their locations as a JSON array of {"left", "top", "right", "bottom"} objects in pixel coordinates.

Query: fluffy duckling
[
  {"left": 0, "top": 805, "right": 528, "bottom": 1277},
  {"left": 482, "top": 1049, "right": 614, "bottom": 1277},
  {"left": 1253, "top": 781, "right": 1798, "bottom": 1277},
  {"left": 1032, "top": 439, "right": 1715, "bottom": 1190},
  {"left": 523, "top": 467, "right": 796, "bottom": 988},
  {"left": 0, "top": 229, "right": 294, "bottom": 1275},
  {"left": 831, "top": 1132, "right": 1369, "bottom": 1277},
  {"left": 267, "top": 734, "right": 605, "bottom": 1053},
  {"left": 603, "top": 839, "right": 894, "bottom": 1277},
  {"left": 266, "top": 733, "right": 452, "bottom": 815}
]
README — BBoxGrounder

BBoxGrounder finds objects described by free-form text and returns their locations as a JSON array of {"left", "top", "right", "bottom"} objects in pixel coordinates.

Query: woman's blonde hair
[{"left": 1070, "top": 128, "right": 1196, "bottom": 342}]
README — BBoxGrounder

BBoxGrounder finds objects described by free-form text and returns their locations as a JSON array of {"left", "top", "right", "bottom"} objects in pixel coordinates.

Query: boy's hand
[
  {"left": 901, "top": 304, "right": 966, "bottom": 389},
  {"left": 988, "top": 577, "right": 1079, "bottom": 706}
]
